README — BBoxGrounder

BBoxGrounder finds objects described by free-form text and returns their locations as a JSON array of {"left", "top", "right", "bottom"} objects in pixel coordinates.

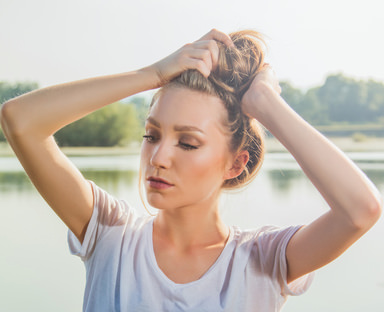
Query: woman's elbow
[
  {"left": 369, "top": 194, "right": 383, "bottom": 223},
  {"left": 0, "top": 99, "right": 27, "bottom": 138},
  {"left": 356, "top": 192, "right": 383, "bottom": 231},
  {"left": 0, "top": 100, "right": 13, "bottom": 134}
]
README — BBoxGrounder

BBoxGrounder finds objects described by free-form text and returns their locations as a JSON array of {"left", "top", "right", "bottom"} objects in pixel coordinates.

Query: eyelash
[
  {"left": 178, "top": 142, "right": 198, "bottom": 151},
  {"left": 142, "top": 135, "right": 198, "bottom": 151},
  {"left": 142, "top": 135, "right": 156, "bottom": 143}
]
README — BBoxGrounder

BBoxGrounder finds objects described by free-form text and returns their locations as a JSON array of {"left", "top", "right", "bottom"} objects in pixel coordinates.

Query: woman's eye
[
  {"left": 178, "top": 142, "right": 198, "bottom": 151},
  {"left": 143, "top": 135, "right": 157, "bottom": 143}
]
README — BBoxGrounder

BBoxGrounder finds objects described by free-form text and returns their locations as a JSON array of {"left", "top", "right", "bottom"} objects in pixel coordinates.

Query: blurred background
[{"left": 1, "top": 0, "right": 384, "bottom": 311}]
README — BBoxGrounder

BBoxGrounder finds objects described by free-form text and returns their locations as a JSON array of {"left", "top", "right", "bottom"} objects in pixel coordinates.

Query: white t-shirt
[{"left": 68, "top": 181, "right": 314, "bottom": 311}]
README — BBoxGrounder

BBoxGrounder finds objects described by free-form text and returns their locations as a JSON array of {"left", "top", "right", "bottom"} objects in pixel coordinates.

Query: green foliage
[
  {"left": 0, "top": 81, "right": 39, "bottom": 142},
  {"left": 317, "top": 75, "right": 367, "bottom": 123},
  {"left": 0, "top": 81, "right": 38, "bottom": 104},
  {"left": 0, "top": 127, "right": 5, "bottom": 142},
  {"left": 55, "top": 102, "right": 141, "bottom": 147},
  {"left": 281, "top": 74, "right": 384, "bottom": 127},
  {"left": 128, "top": 95, "right": 150, "bottom": 127},
  {"left": 281, "top": 82, "right": 326, "bottom": 124},
  {"left": 280, "top": 81, "right": 303, "bottom": 108},
  {"left": 2, "top": 74, "right": 384, "bottom": 147}
]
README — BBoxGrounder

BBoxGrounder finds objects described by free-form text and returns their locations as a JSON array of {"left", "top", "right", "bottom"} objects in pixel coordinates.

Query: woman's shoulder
[
  {"left": 230, "top": 224, "right": 303, "bottom": 247},
  {"left": 88, "top": 180, "right": 152, "bottom": 227}
]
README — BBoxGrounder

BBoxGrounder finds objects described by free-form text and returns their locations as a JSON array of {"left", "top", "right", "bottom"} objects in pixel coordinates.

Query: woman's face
[{"left": 140, "top": 86, "right": 234, "bottom": 211}]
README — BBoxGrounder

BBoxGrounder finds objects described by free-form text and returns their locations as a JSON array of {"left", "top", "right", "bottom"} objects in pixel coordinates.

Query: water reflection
[
  {"left": 363, "top": 169, "right": 384, "bottom": 190},
  {"left": 0, "top": 171, "right": 33, "bottom": 191},
  {"left": 83, "top": 170, "right": 137, "bottom": 190},
  {"left": 1, "top": 153, "right": 384, "bottom": 312},
  {"left": 267, "top": 169, "right": 303, "bottom": 193},
  {"left": 1, "top": 155, "right": 384, "bottom": 194}
]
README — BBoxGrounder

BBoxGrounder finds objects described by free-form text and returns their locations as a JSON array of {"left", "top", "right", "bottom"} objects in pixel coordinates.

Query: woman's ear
[{"left": 224, "top": 150, "right": 249, "bottom": 180}]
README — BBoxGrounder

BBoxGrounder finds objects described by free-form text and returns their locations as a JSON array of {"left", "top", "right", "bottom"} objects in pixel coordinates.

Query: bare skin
[
  {"left": 0, "top": 29, "right": 231, "bottom": 243},
  {"left": 141, "top": 87, "right": 245, "bottom": 283},
  {"left": 242, "top": 68, "right": 383, "bottom": 282},
  {"left": 0, "top": 29, "right": 382, "bottom": 286}
]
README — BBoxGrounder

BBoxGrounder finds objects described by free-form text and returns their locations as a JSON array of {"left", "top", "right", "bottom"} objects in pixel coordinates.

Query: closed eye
[
  {"left": 178, "top": 142, "right": 198, "bottom": 151},
  {"left": 142, "top": 135, "right": 158, "bottom": 143},
  {"left": 143, "top": 135, "right": 199, "bottom": 150}
]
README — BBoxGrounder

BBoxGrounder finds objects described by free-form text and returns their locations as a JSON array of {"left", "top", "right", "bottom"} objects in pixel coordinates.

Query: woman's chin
[{"left": 145, "top": 193, "right": 169, "bottom": 210}]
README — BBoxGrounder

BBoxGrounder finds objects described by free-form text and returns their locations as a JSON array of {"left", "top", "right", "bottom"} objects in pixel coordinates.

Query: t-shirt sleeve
[
  {"left": 257, "top": 225, "right": 315, "bottom": 296},
  {"left": 67, "top": 181, "right": 136, "bottom": 261}
]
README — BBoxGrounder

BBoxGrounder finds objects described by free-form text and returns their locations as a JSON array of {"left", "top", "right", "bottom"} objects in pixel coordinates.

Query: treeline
[
  {"left": 281, "top": 74, "right": 384, "bottom": 125},
  {"left": 0, "top": 82, "right": 39, "bottom": 142},
  {"left": 0, "top": 82, "right": 149, "bottom": 146},
  {"left": 55, "top": 101, "right": 144, "bottom": 146},
  {"left": 1, "top": 73, "right": 384, "bottom": 146}
]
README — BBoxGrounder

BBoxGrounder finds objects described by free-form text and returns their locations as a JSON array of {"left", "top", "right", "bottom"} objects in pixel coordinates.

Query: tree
[
  {"left": 317, "top": 74, "right": 369, "bottom": 123},
  {"left": 0, "top": 127, "right": 5, "bottom": 142},
  {"left": 0, "top": 81, "right": 39, "bottom": 142},
  {"left": 280, "top": 81, "right": 303, "bottom": 110},
  {"left": 281, "top": 82, "right": 326, "bottom": 125},
  {"left": 128, "top": 95, "right": 151, "bottom": 127},
  {"left": 55, "top": 102, "right": 141, "bottom": 146},
  {"left": 365, "top": 80, "right": 384, "bottom": 121},
  {"left": 0, "top": 81, "right": 38, "bottom": 104}
]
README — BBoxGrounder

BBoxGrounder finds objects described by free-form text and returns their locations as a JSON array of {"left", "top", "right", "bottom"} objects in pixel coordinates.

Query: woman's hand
[
  {"left": 151, "top": 29, "right": 234, "bottom": 87},
  {"left": 241, "top": 64, "right": 282, "bottom": 121}
]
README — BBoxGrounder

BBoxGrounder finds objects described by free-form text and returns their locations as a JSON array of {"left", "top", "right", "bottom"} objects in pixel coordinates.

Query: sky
[{"left": 1, "top": 0, "right": 384, "bottom": 90}]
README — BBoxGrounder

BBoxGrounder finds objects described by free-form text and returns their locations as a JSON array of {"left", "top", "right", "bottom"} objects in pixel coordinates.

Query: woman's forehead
[{"left": 149, "top": 87, "right": 227, "bottom": 129}]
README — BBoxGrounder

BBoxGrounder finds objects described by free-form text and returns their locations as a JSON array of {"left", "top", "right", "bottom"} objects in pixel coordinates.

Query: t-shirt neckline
[{"left": 146, "top": 218, "right": 234, "bottom": 288}]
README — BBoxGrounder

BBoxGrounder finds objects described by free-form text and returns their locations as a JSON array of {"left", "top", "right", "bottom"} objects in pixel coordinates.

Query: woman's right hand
[{"left": 151, "top": 29, "right": 234, "bottom": 87}]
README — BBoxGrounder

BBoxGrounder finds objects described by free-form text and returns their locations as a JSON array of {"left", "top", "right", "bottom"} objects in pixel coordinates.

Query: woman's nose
[{"left": 150, "top": 141, "right": 172, "bottom": 169}]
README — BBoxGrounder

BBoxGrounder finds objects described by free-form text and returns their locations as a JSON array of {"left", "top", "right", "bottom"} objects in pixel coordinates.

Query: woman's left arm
[{"left": 242, "top": 66, "right": 383, "bottom": 284}]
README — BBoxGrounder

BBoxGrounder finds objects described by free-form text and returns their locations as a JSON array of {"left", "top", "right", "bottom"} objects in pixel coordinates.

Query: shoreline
[
  {"left": 264, "top": 136, "right": 384, "bottom": 153},
  {"left": 1, "top": 137, "right": 384, "bottom": 157}
]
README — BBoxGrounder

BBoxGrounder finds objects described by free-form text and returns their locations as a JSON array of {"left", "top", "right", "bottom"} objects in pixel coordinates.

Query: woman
[{"left": 0, "top": 29, "right": 382, "bottom": 311}]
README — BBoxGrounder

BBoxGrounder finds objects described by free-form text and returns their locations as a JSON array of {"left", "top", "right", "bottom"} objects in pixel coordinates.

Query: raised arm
[
  {"left": 0, "top": 69, "right": 162, "bottom": 243},
  {"left": 242, "top": 66, "right": 383, "bottom": 283},
  {"left": 0, "top": 29, "right": 233, "bottom": 243}
]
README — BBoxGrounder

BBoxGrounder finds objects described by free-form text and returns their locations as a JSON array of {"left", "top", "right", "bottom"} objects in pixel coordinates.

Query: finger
[
  {"left": 198, "top": 28, "right": 234, "bottom": 48},
  {"left": 181, "top": 49, "right": 213, "bottom": 74},
  {"left": 189, "top": 40, "right": 219, "bottom": 68},
  {"left": 183, "top": 58, "right": 211, "bottom": 77}
]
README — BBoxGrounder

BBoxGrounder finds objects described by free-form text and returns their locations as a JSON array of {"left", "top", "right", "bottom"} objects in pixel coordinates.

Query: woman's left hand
[{"left": 241, "top": 64, "right": 282, "bottom": 120}]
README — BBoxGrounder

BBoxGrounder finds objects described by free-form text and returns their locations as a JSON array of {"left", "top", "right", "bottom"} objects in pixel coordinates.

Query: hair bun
[{"left": 212, "top": 30, "right": 266, "bottom": 100}]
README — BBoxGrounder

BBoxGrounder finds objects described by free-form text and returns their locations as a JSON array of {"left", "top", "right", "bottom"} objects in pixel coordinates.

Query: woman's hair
[{"left": 150, "top": 30, "right": 266, "bottom": 190}]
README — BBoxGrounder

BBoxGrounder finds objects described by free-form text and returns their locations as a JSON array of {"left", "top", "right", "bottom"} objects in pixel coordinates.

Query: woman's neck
[{"left": 153, "top": 201, "right": 229, "bottom": 251}]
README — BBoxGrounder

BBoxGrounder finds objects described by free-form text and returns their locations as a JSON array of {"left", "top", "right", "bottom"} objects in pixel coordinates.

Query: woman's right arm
[
  {"left": 0, "top": 29, "right": 233, "bottom": 243},
  {"left": 0, "top": 68, "right": 162, "bottom": 243}
]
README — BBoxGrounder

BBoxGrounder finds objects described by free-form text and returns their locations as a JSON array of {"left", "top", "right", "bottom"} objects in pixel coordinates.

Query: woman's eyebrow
[
  {"left": 146, "top": 117, "right": 205, "bottom": 134},
  {"left": 174, "top": 125, "right": 205, "bottom": 134},
  {"left": 146, "top": 117, "right": 160, "bottom": 127}
]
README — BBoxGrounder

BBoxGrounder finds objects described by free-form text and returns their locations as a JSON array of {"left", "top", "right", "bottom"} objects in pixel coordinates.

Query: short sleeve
[
  {"left": 67, "top": 181, "right": 136, "bottom": 261},
  {"left": 256, "top": 225, "right": 314, "bottom": 296}
]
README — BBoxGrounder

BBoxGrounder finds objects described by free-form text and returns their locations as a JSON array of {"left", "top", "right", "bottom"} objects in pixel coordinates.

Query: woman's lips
[{"left": 147, "top": 177, "right": 174, "bottom": 190}]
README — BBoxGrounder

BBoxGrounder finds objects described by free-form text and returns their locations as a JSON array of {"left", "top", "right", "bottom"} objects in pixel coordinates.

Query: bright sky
[{"left": 1, "top": 0, "right": 384, "bottom": 90}]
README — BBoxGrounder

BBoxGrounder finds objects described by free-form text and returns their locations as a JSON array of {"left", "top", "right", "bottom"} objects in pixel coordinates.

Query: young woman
[{"left": 1, "top": 29, "right": 382, "bottom": 311}]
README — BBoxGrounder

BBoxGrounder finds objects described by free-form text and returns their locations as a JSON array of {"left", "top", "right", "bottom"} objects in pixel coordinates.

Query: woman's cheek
[{"left": 185, "top": 151, "right": 226, "bottom": 184}]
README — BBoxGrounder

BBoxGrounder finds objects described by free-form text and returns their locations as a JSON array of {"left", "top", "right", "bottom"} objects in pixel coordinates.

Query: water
[{"left": 0, "top": 152, "right": 383, "bottom": 311}]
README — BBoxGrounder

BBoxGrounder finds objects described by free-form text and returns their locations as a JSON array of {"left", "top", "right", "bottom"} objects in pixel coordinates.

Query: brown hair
[{"left": 150, "top": 30, "right": 266, "bottom": 190}]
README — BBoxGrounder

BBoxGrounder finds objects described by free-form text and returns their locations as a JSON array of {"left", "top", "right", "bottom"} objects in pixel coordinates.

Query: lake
[{"left": 0, "top": 152, "right": 383, "bottom": 311}]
